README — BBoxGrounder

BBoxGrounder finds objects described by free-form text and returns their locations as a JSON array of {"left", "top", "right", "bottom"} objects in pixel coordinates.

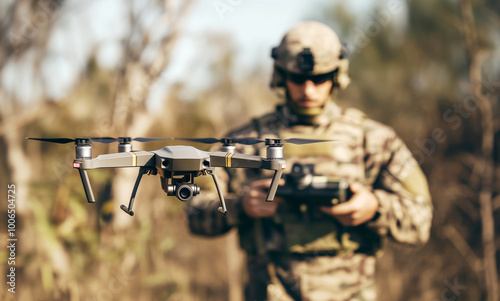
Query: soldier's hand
[
  {"left": 242, "top": 178, "right": 285, "bottom": 218},
  {"left": 320, "top": 182, "right": 379, "bottom": 226}
]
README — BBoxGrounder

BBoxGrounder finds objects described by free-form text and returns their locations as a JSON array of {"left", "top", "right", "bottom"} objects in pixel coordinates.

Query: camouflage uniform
[{"left": 187, "top": 101, "right": 433, "bottom": 301}]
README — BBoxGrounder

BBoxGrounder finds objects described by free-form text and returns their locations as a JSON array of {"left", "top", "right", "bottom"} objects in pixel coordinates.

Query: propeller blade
[
  {"left": 173, "top": 137, "right": 265, "bottom": 145},
  {"left": 90, "top": 137, "right": 119, "bottom": 144},
  {"left": 173, "top": 137, "right": 223, "bottom": 144},
  {"left": 26, "top": 137, "right": 75, "bottom": 144},
  {"left": 232, "top": 138, "right": 265, "bottom": 145},
  {"left": 284, "top": 138, "right": 334, "bottom": 145},
  {"left": 133, "top": 137, "right": 171, "bottom": 142}
]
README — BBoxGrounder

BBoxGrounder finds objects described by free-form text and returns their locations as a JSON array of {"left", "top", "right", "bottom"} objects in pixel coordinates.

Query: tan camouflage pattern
[
  {"left": 186, "top": 101, "right": 433, "bottom": 300},
  {"left": 267, "top": 254, "right": 376, "bottom": 301},
  {"left": 271, "top": 21, "right": 350, "bottom": 90}
]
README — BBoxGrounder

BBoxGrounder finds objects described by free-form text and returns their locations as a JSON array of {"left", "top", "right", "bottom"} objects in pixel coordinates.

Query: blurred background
[{"left": 0, "top": 0, "right": 499, "bottom": 300}]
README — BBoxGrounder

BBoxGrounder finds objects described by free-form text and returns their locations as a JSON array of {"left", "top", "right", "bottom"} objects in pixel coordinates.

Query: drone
[{"left": 26, "top": 136, "right": 331, "bottom": 216}]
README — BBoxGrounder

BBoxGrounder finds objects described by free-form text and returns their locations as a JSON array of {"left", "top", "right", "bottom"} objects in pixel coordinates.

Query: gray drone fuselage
[
  {"left": 27, "top": 136, "right": 331, "bottom": 217},
  {"left": 73, "top": 145, "right": 285, "bottom": 216}
]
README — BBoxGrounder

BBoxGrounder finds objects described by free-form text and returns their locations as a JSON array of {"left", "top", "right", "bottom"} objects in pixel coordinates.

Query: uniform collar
[{"left": 279, "top": 101, "right": 341, "bottom": 127}]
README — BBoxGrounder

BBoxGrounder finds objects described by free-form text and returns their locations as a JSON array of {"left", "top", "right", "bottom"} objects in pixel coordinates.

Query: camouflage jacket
[{"left": 187, "top": 102, "right": 433, "bottom": 300}]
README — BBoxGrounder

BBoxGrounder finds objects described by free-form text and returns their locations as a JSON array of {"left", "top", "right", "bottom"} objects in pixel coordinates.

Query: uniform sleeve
[{"left": 365, "top": 130, "right": 433, "bottom": 246}]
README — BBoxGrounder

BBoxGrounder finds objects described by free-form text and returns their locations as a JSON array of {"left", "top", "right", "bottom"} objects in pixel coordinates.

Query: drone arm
[
  {"left": 209, "top": 152, "right": 262, "bottom": 169},
  {"left": 209, "top": 171, "right": 227, "bottom": 215},
  {"left": 77, "top": 167, "right": 96, "bottom": 203},
  {"left": 82, "top": 151, "right": 155, "bottom": 169},
  {"left": 209, "top": 152, "right": 286, "bottom": 202}
]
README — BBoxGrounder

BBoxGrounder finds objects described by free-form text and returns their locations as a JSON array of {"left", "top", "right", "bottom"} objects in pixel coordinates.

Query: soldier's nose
[{"left": 304, "top": 80, "right": 317, "bottom": 97}]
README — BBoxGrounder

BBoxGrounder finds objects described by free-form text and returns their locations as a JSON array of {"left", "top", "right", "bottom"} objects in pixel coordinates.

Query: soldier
[{"left": 187, "top": 21, "right": 432, "bottom": 301}]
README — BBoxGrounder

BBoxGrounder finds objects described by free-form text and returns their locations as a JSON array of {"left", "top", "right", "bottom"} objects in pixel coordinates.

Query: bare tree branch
[
  {"left": 108, "top": 0, "right": 194, "bottom": 229},
  {"left": 443, "top": 225, "right": 483, "bottom": 276},
  {"left": 460, "top": 1, "right": 498, "bottom": 300},
  {"left": 0, "top": 0, "right": 63, "bottom": 70}
]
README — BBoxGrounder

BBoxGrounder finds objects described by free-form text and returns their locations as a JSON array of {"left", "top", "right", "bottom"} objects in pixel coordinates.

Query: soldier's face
[{"left": 285, "top": 74, "right": 333, "bottom": 109}]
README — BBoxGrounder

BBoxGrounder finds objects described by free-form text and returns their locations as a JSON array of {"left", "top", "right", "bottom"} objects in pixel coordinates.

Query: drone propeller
[
  {"left": 170, "top": 137, "right": 210, "bottom": 144},
  {"left": 133, "top": 137, "right": 170, "bottom": 142},
  {"left": 174, "top": 137, "right": 333, "bottom": 146},
  {"left": 28, "top": 136, "right": 334, "bottom": 146},
  {"left": 25, "top": 137, "right": 91, "bottom": 144},
  {"left": 89, "top": 137, "right": 171, "bottom": 144},
  {"left": 87, "top": 137, "right": 119, "bottom": 144},
  {"left": 176, "top": 137, "right": 274, "bottom": 145},
  {"left": 280, "top": 138, "right": 333, "bottom": 145},
  {"left": 26, "top": 137, "right": 170, "bottom": 144}
]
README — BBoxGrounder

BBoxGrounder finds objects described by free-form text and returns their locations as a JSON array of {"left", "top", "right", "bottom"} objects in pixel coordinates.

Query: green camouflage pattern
[{"left": 186, "top": 102, "right": 432, "bottom": 300}]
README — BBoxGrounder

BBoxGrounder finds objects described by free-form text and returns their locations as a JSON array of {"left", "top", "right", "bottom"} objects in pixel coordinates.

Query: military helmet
[{"left": 270, "top": 21, "right": 350, "bottom": 90}]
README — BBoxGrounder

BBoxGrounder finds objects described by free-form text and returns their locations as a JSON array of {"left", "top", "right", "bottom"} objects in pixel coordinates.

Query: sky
[
  {"left": 152, "top": 0, "right": 378, "bottom": 108},
  {"left": 1, "top": 0, "right": 384, "bottom": 108},
  {"left": 164, "top": 0, "right": 374, "bottom": 85}
]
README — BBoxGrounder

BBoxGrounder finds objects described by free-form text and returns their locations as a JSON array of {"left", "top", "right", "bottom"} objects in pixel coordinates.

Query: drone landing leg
[
  {"left": 209, "top": 171, "right": 227, "bottom": 215},
  {"left": 266, "top": 168, "right": 284, "bottom": 202},
  {"left": 120, "top": 168, "right": 147, "bottom": 216},
  {"left": 78, "top": 168, "right": 96, "bottom": 203}
]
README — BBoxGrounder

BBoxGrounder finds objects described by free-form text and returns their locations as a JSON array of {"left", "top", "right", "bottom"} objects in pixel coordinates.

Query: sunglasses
[{"left": 286, "top": 71, "right": 336, "bottom": 85}]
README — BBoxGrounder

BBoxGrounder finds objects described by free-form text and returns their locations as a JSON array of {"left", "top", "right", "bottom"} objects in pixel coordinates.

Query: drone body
[{"left": 28, "top": 137, "right": 330, "bottom": 216}]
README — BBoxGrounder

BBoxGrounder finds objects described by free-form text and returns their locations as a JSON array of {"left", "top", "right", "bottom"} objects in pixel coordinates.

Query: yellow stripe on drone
[
  {"left": 129, "top": 152, "right": 137, "bottom": 166},
  {"left": 225, "top": 152, "right": 234, "bottom": 167}
]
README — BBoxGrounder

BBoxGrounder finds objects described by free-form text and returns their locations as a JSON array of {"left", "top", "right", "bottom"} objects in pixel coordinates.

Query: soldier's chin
[{"left": 297, "top": 101, "right": 321, "bottom": 108}]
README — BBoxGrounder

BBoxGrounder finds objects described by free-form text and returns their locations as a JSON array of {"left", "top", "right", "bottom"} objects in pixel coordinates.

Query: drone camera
[
  {"left": 166, "top": 183, "right": 200, "bottom": 202},
  {"left": 177, "top": 183, "right": 200, "bottom": 201}
]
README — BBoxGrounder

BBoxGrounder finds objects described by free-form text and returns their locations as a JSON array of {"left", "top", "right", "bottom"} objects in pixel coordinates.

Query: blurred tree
[
  {"left": 0, "top": 0, "right": 194, "bottom": 300},
  {"left": 460, "top": 0, "right": 498, "bottom": 300}
]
